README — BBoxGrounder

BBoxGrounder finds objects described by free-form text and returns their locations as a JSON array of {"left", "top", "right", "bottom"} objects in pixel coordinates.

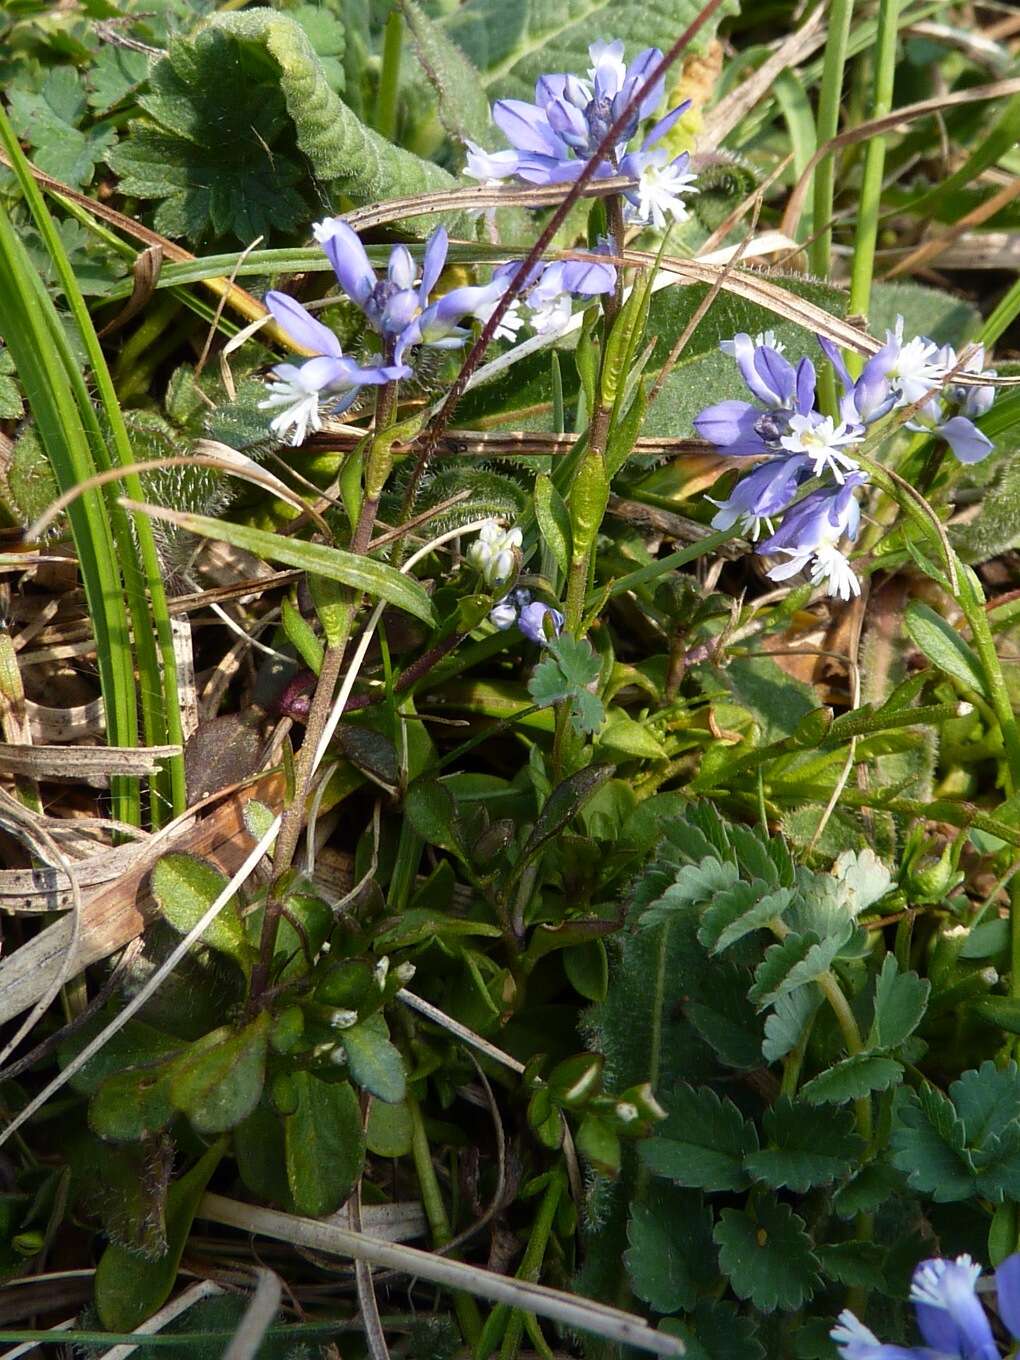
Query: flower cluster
[
  {"left": 466, "top": 520, "right": 523, "bottom": 587},
  {"left": 490, "top": 587, "right": 564, "bottom": 644},
  {"left": 466, "top": 40, "right": 698, "bottom": 230},
  {"left": 694, "top": 319, "right": 997, "bottom": 600},
  {"left": 833, "top": 1252, "right": 1020, "bottom": 1360},
  {"left": 259, "top": 218, "right": 621, "bottom": 444}
]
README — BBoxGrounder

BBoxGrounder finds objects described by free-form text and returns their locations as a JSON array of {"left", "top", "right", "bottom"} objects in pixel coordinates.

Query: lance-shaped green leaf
[
  {"left": 904, "top": 600, "right": 988, "bottom": 698},
  {"left": 515, "top": 762, "right": 616, "bottom": 877},
  {"left": 151, "top": 852, "right": 254, "bottom": 975},
  {"left": 284, "top": 1074, "right": 365, "bottom": 1216},
  {"left": 168, "top": 1015, "right": 270, "bottom": 1134},
  {"left": 534, "top": 472, "right": 572, "bottom": 576},
  {"left": 339, "top": 1012, "right": 407, "bottom": 1104},
  {"left": 124, "top": 502, "right": 436, "bottom": 624}
]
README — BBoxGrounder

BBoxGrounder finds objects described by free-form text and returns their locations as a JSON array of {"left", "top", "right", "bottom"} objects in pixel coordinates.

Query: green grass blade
[
  {"left": 123, "top": 504, "right": 438, "bottom": 625},
  {"left": 0, "top": 210, "right": 140, "bottom": 825},
  {"left": 0, "top": 104, "right": 186, "bottom": 822}
]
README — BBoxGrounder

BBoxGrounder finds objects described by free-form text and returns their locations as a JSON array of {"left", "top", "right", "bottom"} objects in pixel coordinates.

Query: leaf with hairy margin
[{"left": 109, "top": 11, "right": 458, "bottom": 243}]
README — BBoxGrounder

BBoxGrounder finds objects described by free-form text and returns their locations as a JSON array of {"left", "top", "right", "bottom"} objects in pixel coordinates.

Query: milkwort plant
[{"left": 4, "top": 2, "right": 1020, "bottom": 1359}]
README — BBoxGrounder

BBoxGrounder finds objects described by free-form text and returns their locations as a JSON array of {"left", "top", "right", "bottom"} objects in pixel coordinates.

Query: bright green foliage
[
  {"left": 109, "top": 11, "right": 457, "bottom": 243},
  {"left": 528, "top": 635, "right": 605, "bottom": 734},
  {"left": 151, "top": 853, "right": 254, "bottom": 975},
  {"left": 284, "top": 1074, "right": 365, "bottom": 1217}
]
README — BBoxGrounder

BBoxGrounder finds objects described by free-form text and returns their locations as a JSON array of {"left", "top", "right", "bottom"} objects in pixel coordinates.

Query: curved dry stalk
[
  {"left": 220, "top": 1270, "right": 283, "bottom": 1360},
  {"left": 780, "top": 76, "right": 1020, "bottom": 239},
  {"left": 199, "top": 1194, "right": 684, "bottom": 1358},
  {"left": 26, "top": 450, "right": 331, "bottom": 543}
]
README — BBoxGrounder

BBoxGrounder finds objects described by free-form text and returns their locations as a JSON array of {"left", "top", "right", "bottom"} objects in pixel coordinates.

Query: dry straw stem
[
  {"left": 780, "top": 76, "right": 1020, "bottom": 238},
  {"left": 883, "top": 174, "right": 1020, "bottom": 278},
  {"left": 219, "top": 1270, "right": 282, "bottom": 1360},
  {"left": 198, "top": 1194, "right": 684, "bottom": 1358}
]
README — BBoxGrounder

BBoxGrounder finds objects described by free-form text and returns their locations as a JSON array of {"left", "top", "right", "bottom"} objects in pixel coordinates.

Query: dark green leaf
[
  {"left": 904, "top": 601, "right": 988, "bottom": 698},
  {"left": 713, "top": 1193, "right": 818, "bottom": 1312},
  {"left": 89, "top": 1066, "right": 175, "bottom": 1143},
  {"left": 625, "top": 1188, "right": 715, "bottom": 1314},
  {"left": 890, "top": 1085, "right": 976, "bottom": 1201},
  {"left": 95, "top": 1140, "right": 223, "bottom": 1330},
  {"left": 660, "top": 1301, "right": 766, "bottom": 1360},
  {"left": 868, "top": 954, "right": 930, "bottom": 1050},
  {"left": 801, "top": 1054, "right": 904, "bottom": 1105},
  {"left": 832, "top": 1163, "right": 903, "bottom": 1219},
  {"left": 284, "top": 1074, "right": 364, "bottom": 1216},
  {"left": 744, "top": 1098, "right": 864, "bottom": 1191},
  {"left": 518, "top": 763, "right": 616, "bottom": 873},
  {"left": 339, "top": 1012, "right": 407, "bottom": 1103},
  {"left": 150, "top": 853, "right": 253, "bottom": 974},
  {"left": 815, "top": 1241, "right": 887, "bottom": 1291},
  {"left": 639, "top": 1084, "right": 757, "bottom": 1192},
  {"left": 168, "top": 1015, "right": 269, "bottom": 1134}
]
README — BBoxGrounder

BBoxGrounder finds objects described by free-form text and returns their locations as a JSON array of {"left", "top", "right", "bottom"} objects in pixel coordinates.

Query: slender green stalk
[
  {"left": 0, "top": 103, "right": 186, "bottom": 822},
  {"left": 408, "top": 1095, "right": 482, "bottom": 1346},
  {"left": 847, "top": 0, "right": 900, "bottom": 371},
  {"left": 982, "top": 276, "right": 1020, "bottom": 348},
  {"left": 957, "top": 568, "right": 1020, "bottom": 797},
  {"left": 496, "top": 1173, "right": 565, "bottom": 1359},
  {"left": 809, "top": 0, "right": 856, "bottom": 282},
  {"left": 374, "top": 8, "right": 404, "bottom": 142}
]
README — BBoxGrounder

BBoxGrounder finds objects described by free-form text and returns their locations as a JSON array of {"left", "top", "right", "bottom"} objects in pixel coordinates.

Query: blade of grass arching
[
  {"left": 0, "top": 106, "right": 185, "bottom": 822},
  {"left": 982, "top": 276, "right": 1020, "bottom": 348},
  {"left": 0, "top": 208, "right": 140, "bottom": 825}
]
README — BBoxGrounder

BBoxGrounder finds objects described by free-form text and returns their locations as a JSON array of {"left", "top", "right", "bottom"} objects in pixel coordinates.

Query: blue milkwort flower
[
  {"left": 818, "top": 326, "right": 997, "bottom": 464},
  {"left": 708, "top": 454, "right": 811, "bottom": 540},
  {"left": 259, "top": 292, "right": 409, "bottom": 445},
  {"left": 488, "top": 588, "right": 563, "bottom": 643},
  {"left": 693, "top": 333, "right": 842, "bottom": 460},
  {"left": 311, "top": 219, "right": 502, "bottom": 365},
  {"left": 833, "top": 1252, "right": 1020, "bottom": 1360},
  {"left": 465, "top": 40, "right": 698, "bottom": 230},
  {"left": 757, "top": 472, "right": 867, "bottom": 601},
  {"left": 912, "top": 342, "right": 997, "bottom": 464},
  {"left": 516, "top": 254, "right": 617, "bottom": 336}
]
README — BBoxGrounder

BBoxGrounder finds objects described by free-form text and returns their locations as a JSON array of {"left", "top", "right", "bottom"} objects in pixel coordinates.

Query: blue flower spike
[{"left": 832, "top": 1253, "right": 1020, "bottom": 1360}]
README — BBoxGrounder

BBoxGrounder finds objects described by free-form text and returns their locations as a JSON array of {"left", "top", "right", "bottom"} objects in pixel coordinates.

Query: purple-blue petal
[
  {"left": 419, "top": 226, "right": 448, "bottom": 303},
  {"left": 754, "top": 345, "right": 797, "bottom": 407},
  {"left": 641, "top": 103, "right": 690, "bottom": 151},
  {"left": 996, "top": 1255, "right": 1020, "bottom": 1340},
  {"left": 317, "top": 220, "right": 376, "bottom": 306},
  {"left": 693, "top": 400, "right": 770, "bottom": 456},
  {"left": 265, "top": 291, "right": 342, "bottom": 358},
  {"left": 624, "top": 47, "right": 665, "bottom": 119},
  {"left": 492, "top": 100, "right": 566, "bottom": 157},
  {"left": 557, "top": 258, "right": 617, "bottom": 295},
  {"left": 816, "top": 335, "right": 853, "bottom": 391},
  {"left": 938, "top": 415, "right": 993, "bottom": 464},
  {"left": 795, "top": 356, "right": 817, "bottom": 415}
]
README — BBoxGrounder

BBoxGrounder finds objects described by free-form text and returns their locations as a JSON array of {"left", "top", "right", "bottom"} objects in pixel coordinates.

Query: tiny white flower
[
  {"left": 528, "top": 291, "right": 574, "bottom": 337},
  {"left": 615, "top": 1102, "right": 640, "bottom": 1124},
  {"left": 393, "top": 961, "right": 417, "bottom": 985},
  {"left": 720, "top": 330, "right": 784, "bottom": 356},
  {"left": 476, "top": 293, "right": 526, "bottom": 343},
  {"left": 809, "top": 543, "right": 861, "bottom": 601},
  {"left": 779, "top": 413, "right": 863, "bottom": 483},
  {"left": 466, "top": 519, "right": 524, "bottom": 586},
  {"left": 327, "top": 1008, "right": 359, "bottom": 1030},
  {"left": 627, "top": 159, "right": 699, "bottom": 230},
  {"left": 258, "top": 368, "right": 324, "bottom": 447}
]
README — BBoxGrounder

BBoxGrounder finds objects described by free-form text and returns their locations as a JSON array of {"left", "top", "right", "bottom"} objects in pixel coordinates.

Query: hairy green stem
[{"left": 374, "top": 8, "right": 404, "bottom": 142}]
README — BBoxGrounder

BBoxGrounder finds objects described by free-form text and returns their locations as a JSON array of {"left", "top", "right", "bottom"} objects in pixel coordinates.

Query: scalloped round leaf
[{"left": 713, "top": 1194, "right": 818, "bottom": 1312}]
